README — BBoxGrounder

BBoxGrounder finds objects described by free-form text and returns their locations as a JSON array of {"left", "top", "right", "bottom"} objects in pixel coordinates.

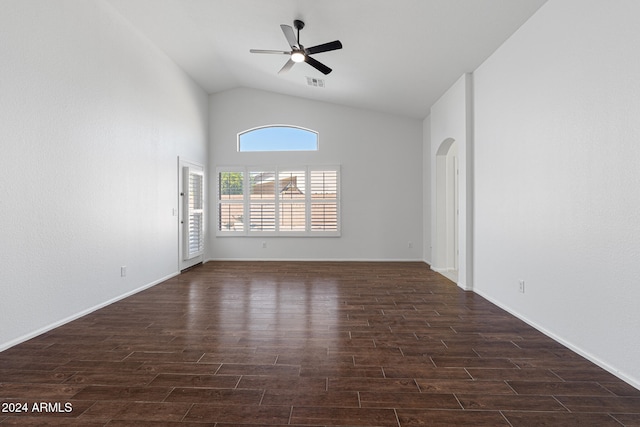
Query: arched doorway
[{"left": 435, "top": 138, "right": 458, "bottom": 282}]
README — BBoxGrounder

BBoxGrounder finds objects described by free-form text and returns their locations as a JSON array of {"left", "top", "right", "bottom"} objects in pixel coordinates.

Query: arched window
[{"left": 238, "top": 125, "right": 318, "bottom": 152}]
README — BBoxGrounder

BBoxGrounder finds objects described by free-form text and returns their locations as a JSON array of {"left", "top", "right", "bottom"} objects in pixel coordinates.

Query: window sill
[{"left": 216, "top": 232, "right": 341, "bottom": 238}]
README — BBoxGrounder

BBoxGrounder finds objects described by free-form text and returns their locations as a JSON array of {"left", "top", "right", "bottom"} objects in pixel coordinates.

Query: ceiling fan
[{"left": 250, "top": 20, "right": 342, "bottom": 75}]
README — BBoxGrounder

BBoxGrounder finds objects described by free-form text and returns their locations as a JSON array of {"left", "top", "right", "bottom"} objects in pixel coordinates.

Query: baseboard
[
  {"left": 431, "top": 266, "right": 466, "bottom": 288},
  {"left": 0, "top": 271, "right": 180, "bottom": 352},
  {"left": 474, "top": 288, "right": 640, "bottom": 391},
  {"left": 206, "top": 258, "right": 426, "bottom": 263},
  {"left": 431, "top": 266, "right": 454, "bottom": 275}
]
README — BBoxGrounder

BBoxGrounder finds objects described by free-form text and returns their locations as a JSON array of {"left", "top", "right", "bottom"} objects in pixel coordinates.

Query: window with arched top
[{"left": 238, "top": 125, "right": 318, "bottom": 152}]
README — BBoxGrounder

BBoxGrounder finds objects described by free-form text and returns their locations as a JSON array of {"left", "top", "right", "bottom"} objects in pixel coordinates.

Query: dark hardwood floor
[{"left": 1, "top": 261, "right": 639, "bottom": 426}]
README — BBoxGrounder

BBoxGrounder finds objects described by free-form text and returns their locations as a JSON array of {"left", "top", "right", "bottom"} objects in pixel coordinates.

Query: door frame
[{"left": 178, "top": 157, "right": 205, "bottom": 271}]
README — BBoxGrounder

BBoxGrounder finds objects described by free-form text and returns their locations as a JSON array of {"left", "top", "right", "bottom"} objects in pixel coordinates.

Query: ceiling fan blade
[
  {"left": 305, "top": 40, "right": 343, "bottom": 55},
  {"left": 305, "top": 55, "right": 332, "bottom": 75},
  {"left": 250, "top": 49, "right": 290, "bottom": 55},
  {"left": 280, "top": 24, "right": 298, "bottom": 49},
  {"left": 278, "top": 58, "right": 296, "bottom": 74}
]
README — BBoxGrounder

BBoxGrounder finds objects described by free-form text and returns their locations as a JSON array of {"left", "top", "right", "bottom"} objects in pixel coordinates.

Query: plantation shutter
[
  {"left": 218, "top": 171, "right": 244, "bottom": 232},
  {"left": 310, "top": 169, "right": 339, "bottom": 231},
  {"left": 279, "top": 170, "right": 306, "bottom": 232},
  {"left": 183, "top": 167, "right": 204, "bottom": 259},
  {"left": 216, "top": 166, "right": 340, "bottom": 236},
  {"left": 249, "top": 171, "right": 276, "bottom": 231}
]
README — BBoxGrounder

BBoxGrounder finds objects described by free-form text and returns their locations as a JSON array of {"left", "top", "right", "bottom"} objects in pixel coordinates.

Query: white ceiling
[{"left": 107, "top": 0, "right": 547, "bottom": 119}]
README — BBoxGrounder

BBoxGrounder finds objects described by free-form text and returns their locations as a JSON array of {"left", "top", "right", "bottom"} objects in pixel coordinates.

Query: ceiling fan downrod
[
  {"left": 294, "top": 19, "right": 305, "bottom": 47},
  {"left": 293, "top": 19, "right": 304, "bottom": 49}
]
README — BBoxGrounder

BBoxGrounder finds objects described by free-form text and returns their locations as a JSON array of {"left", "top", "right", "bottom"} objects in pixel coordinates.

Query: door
[{"left": 178, "top": 158, "right": 205, "bottom": 271}]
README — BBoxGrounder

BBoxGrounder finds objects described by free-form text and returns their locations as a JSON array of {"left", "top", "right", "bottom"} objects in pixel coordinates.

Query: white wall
[
  {"left": 209, "top": 87, "right": 423, "bottom": 261},
  {"left": 0, "top": 0, "right": 208, "bottom": 349},
  {"left": 422, "top": 116, "right": 432, "bottom": 264},
  {"left": 473, "top": 0, "right": 640, "bottom": 387},
  {"left": 430, "top": 74, "right": 473, "bottom": 289}
]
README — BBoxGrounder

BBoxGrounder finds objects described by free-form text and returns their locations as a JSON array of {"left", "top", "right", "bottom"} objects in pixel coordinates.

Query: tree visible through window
[
  {"left": 218, "top": 171, "right": 244, "bottom": 231},
  {"left": 238, "top": 125, "right": 318, "bottom": 152}
]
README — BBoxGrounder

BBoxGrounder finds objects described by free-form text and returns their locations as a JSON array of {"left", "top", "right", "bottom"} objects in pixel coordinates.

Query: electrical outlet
[
  {"left": 519, "top": 280, "right": 525, "bottom": 293},
  {"left": 121, "top": 266, "right": 127, "bottom": 277},
  {"left": 262, "top": 241, "right": 267, "bottom": 249},
  {"left": 408, "top": 241, "right": 413, "bottom": 248}
]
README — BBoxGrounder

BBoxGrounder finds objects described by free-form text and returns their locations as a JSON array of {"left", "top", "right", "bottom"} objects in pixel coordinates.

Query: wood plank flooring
[{"left": 1, "top": 261, "right": 639, "bottom": 426}]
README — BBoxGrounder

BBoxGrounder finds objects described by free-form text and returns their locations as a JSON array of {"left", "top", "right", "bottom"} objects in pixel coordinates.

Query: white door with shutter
[{"left": 178, "top": 158, "right": 205, "bottom": 271}]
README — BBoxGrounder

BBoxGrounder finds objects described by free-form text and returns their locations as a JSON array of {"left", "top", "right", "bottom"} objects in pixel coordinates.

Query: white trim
[
  {"left": 179, "top": 157, "right": 206, "bottom": 270},
  {"left": 0, "top": 271, "right": 180, "bottom": 352},
  {"left": 206, "top": 258, "right": 425, "bottom": 263},
  {"left": 474, "top": 288, "right": 640, "bottom": 391},
  {"left": 237, "top": 124, "right": 319, "bottom": 152},
  {"left": 216, "top": 233, "right": 341, "bottom": 238},
  {"left": 432, "top": 266, "right": 457, "bottom": 283},
  {"left": 183, "top": 165, "right": 205, "bottom": 260}
]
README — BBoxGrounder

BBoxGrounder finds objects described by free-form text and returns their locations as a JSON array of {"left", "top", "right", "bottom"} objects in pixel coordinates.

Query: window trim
[
  {"left": 237, "top": 125, "right": 319, "bottom": 152},
  {"left": 216, "top": 165, "right": 340, "bottom": 237}
]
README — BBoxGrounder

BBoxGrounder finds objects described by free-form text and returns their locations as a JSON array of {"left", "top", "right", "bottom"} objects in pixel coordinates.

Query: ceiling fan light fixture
[
  {"left": 291, "top": 50, "right": 305, "bottom": 63},
  {"left": 250, "top": 21, "right": 342, "bottom": 75}
]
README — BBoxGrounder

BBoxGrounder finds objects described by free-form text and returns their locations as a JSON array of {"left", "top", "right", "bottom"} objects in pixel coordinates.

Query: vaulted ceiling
[{"left": 107, "top": 0, "right": 547, "bottom": 119}]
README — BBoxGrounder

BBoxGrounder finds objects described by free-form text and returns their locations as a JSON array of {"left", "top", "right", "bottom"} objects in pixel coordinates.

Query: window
[
  {"left": 183, "top": 166, "right": 204, "bottom": 259},
  {"left": 279, "top": 170, "right": 306, "bottom": 232},
  {"left": 249, "top": 171, "right": 276, "bottom": 231},
  {"left": 218, "top": 171, "right": 244, "bottom": 231},
  {"left": 310, "top": 170, "right": 338, "bottom": 231},
  {"left": 216, "top": 166, "right": 340, "bottom": 236},
  {"left": 238, "top": 125, "right": 318, "bottom": 152}
]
